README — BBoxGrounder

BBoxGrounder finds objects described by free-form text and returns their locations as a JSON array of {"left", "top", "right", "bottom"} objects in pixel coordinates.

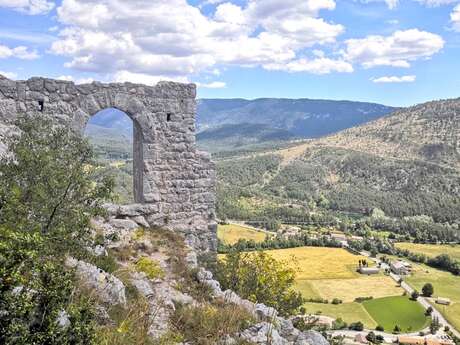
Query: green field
[
  {"left": 217, "top": 224, "right": 267, "bottom": 245},
  {"left": 403, "top": 261, "right": 460, "bottom": 332},
  {"left": 302, "top": 302, "right": 377, "bottom": 329},
  {"left": 362, "top": 296, "right": 430, "bottom": 332},
  {"left": 260, "top": 246, "right": 405, "bottom": 327},
  {"left": 395, "top": 243, "right": 460, "bottom": 261}
]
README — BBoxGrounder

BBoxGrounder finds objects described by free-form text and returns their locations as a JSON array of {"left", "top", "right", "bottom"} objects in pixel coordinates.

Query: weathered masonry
[{"left": 0, "top": 75, "right": 217, "bottom": 251}]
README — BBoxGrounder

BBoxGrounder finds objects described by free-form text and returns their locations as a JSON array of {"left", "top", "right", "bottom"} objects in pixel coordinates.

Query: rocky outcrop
[
  {"left": 0, "top": 75, "right": 217, "bottom": 251},
  {"left": 66, "top": 257, "right": 126, "bottom": 305},
  {"left": 195, "top": 265, "right": 329, "bottom": 345}
]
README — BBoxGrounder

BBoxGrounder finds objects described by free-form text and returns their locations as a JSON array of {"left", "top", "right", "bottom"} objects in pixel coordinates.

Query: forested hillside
[{"left": 216, "top": 98, "right": 460, "bottom": 225}]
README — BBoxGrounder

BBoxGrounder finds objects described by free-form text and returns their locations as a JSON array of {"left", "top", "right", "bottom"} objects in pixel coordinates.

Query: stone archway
[{"left": 0, "top": 75, "right": 217, "bottom": 251}]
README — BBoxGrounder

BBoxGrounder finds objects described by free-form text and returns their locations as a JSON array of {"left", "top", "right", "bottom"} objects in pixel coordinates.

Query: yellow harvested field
[
  {"left": 217, "top": 224, "right": 266, "bottom": 245},
  {"left": 309, "top": 276, "right": 403, "bottom": 302},
  {"left": 265, "top": 246, "right": 368, "bottom": 280},
  {"left": 395, "top": 243, "right": 460, "bottom": 261}
]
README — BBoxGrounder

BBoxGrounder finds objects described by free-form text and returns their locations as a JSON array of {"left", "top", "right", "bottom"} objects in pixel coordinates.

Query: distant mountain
[
  {"left": 197, "top": 98, "right": 396, "bottom": 142},
  {"left": 86, "top": 108, "right": 133, "bottom": 138},
  {"left": 196, "top": 123, "right": 297, "bottom": 153}
]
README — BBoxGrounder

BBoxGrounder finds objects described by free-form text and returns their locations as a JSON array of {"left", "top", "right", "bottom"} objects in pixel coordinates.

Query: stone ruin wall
[{"left": 0, "top": 75, "right": 217, "bottom": 251}]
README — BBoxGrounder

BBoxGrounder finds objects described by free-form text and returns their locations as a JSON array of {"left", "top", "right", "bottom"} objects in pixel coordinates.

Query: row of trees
[{"left": 218, "top": 234, "right": 342, "bottom": 253}]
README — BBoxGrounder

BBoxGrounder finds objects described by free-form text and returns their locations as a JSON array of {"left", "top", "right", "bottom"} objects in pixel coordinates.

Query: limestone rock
[
  {"left": 66, "top": 258, "right": 126, "bottom": 305},
  {"left": 240, "top": 322, "right": 287, "bottom": 345}
]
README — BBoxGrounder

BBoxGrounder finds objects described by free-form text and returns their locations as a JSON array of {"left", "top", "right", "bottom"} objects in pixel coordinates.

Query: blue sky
[{"left": 0, "top": 0, "right": 459, "bottom": 106}]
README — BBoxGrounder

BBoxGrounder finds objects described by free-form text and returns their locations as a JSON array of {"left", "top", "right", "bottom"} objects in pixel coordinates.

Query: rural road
[{"left": 361, "top": 252, "right": 460, "bottom": 339}]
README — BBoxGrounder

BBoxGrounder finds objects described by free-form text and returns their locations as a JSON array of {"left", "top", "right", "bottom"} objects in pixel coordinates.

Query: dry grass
[
  {"left": 395, "top": 243, "right": 460, "bottom": 261},
  {"left": 309, "top": 276, "right": 403, "bottom": 303},
  {"left": 265, "top": 247, "right": 368, "bottom": 280},
  {"left": 218, "top": 224, "right": 267, "bottom": 245},
  {"left": 170, "top": 301, "right": 255, "bottom": 345}
]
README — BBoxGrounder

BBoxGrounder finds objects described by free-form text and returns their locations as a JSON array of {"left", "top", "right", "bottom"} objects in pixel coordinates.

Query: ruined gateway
[{"left": 0, "top": 75, "right": 217, "bottom": 251}]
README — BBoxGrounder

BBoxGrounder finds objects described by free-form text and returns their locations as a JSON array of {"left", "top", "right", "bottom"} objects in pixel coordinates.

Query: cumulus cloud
[
  {"left": 415, "top": 0, "right": 459, "bottom": 6},
  {"left": 50, "top": 0, "right": 347, "bottom": 79},
  {"left": 0, "top": 0, "right": 55, "bottom": 15},
  {"left": 451, "top": 4, "right": 460, "bottom": 31},
  {"left": 264, "top": 57, "right": 353, "bottom": 74},
  {"left": 195, "top": 81, "right": 226, "bottom": 88},
  {"left": 0, "top": 70, "right": 18, "bottom": 79},
  {"left": 344, "top": 29, "right": 444, "bottom": 68},
  {"left": 112, "top": 71, "right": 189, "bottom": 85},
  {"left": 57, "top": 75, "right": 94, "bottom": 84},
  {"left": 358, "top": 0, "right": 399, "bottom": 9},
  {"left": 372, "top": 75, "right": 416, "bottom": 83},
  {"left": 0, "top": 44, "right": 39, "bottom": 59}
]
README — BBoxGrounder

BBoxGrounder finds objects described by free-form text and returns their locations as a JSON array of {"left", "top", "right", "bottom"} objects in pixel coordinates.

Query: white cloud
[
  {"left": 57, "top": 75, "right": 94, "bottom": 84},
  {"left": 344, "top": 29, "right": 444, "bottom": 68},
  {"left": 112, "top": 71, "right": 188, "bottom": 85},
  {"left": 0, "top": 44, "right": 39, "bottom": 59},
  {"left": 0, "top": 70, "right": 18, "bottom": 79},
  {"left": 195, "top": 81, "right": 226, "bottom": 88},
  {"left": 415, "top": 0, "right": 459, "bottom": 6},
  {"left": 0, "top": 0, "right": 55, "bottom": 15},
  {"left": 359, "top": 0, "right": 399, "bottom": 9},
  {"left": 265, "top": 57, "right": 353, "bottom": 74},
  {"left": 372, "top": 75, "right": 416, "bottom": 83},
  {"left": 451, "top": 4, "right": 460, "bottom": 31},
  {"left": 50, "top": 0, "right": 346, "bottom": 80}
]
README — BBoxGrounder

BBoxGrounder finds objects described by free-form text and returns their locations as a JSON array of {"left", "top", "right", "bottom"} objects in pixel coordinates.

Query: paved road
[{"left": 359, "top": 252, "right": 460, "bottom": 339}]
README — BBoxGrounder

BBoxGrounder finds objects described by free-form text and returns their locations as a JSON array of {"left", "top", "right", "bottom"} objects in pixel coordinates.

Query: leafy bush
[
  {"left": 0, "top": 116, "right": 113, "bottom": 344},
  {"left": 216, "top": 250, "right": 304, "bottom": 316},
  {"left": 349, "top": 322, "right": 364, "bottom": 331},
  {"left": 422, "top": 283, "right": 434, "bottom": 297},
  {"left": 135, "top": 257, "right": 165, "bottom": 280}
]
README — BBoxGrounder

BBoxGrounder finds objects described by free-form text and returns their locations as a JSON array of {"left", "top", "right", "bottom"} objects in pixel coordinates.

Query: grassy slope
[
  {"left": 395, "top": 243, "right": 460, "bottom": 261},
  {"left": 362, "top": 296, "right": 430, "bottom": 332},
  {"left": 403, "top": 261, "right": 460, "bottom": 331},
  {"left": 217, "top": 224, "right": 267, "bottom": 245}
]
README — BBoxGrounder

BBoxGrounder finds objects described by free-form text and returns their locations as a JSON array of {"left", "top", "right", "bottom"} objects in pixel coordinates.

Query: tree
[
  {"left": 422, "top": 283, "right": 434, "bottom": 297},
  {"left": 393, "top": 325, "right": 401, "bottom": 333},
  {"left": 0, "top": 116, "right": 113, "bottom": 344},
  {"left": 411, "top": 290, "right": 420, "bottom": 300},
  {"left": 216, "top": 250, "right": 304, "bottom": 316},
  {"left": 425, "top": 306, "right": 433, "bottom": 316},
  {"left": 430, "top": 317, "right": 441, "bottom": 334},
  {"left": 366, "top": 332, "right": 377, "bottom": 344},
  {"left": 349, "top": 322, "right": 364, "bottom": 331},
  {"left": 376, "top": 325, "right": 384, "bottom": 332},
  {"left": 0, "top": 116, "right": 113, "bottom": 255}
]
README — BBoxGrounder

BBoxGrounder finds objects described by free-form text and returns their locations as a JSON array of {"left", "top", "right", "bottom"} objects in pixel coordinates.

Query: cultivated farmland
[
  {"left": 395, "top": 243, "right": 460, "bottom": 261},
  {"left": 403, "top": 261, "right": 460, "bottom": 331},
  {"left": 263, "top": 247, "right": 404, "bottom": 325},
  {"left": 217, "top": 224, "right": 267, "bottom": 245},
  {"left": 362, "top": 296, "right": 430, "bottom": 332}
]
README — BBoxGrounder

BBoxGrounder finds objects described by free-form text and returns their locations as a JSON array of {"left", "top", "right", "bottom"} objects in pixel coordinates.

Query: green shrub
[
  {"left": 216, "top": 250, "right": 304, "bottom": 316},
  {"left": 135, "top": 257, "right": 165, "bottom": 280}
]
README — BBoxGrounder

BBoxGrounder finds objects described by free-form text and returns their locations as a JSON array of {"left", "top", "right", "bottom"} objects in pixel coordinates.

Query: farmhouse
[
  {"left": 390, "top": 260, "right": 411, "bottom": 275},
  {"left": 359, "top": 267, "right": 380, "bottom": 275},
  {"left": 435, "top": 297, "right": 451, "bottom": 306}
]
